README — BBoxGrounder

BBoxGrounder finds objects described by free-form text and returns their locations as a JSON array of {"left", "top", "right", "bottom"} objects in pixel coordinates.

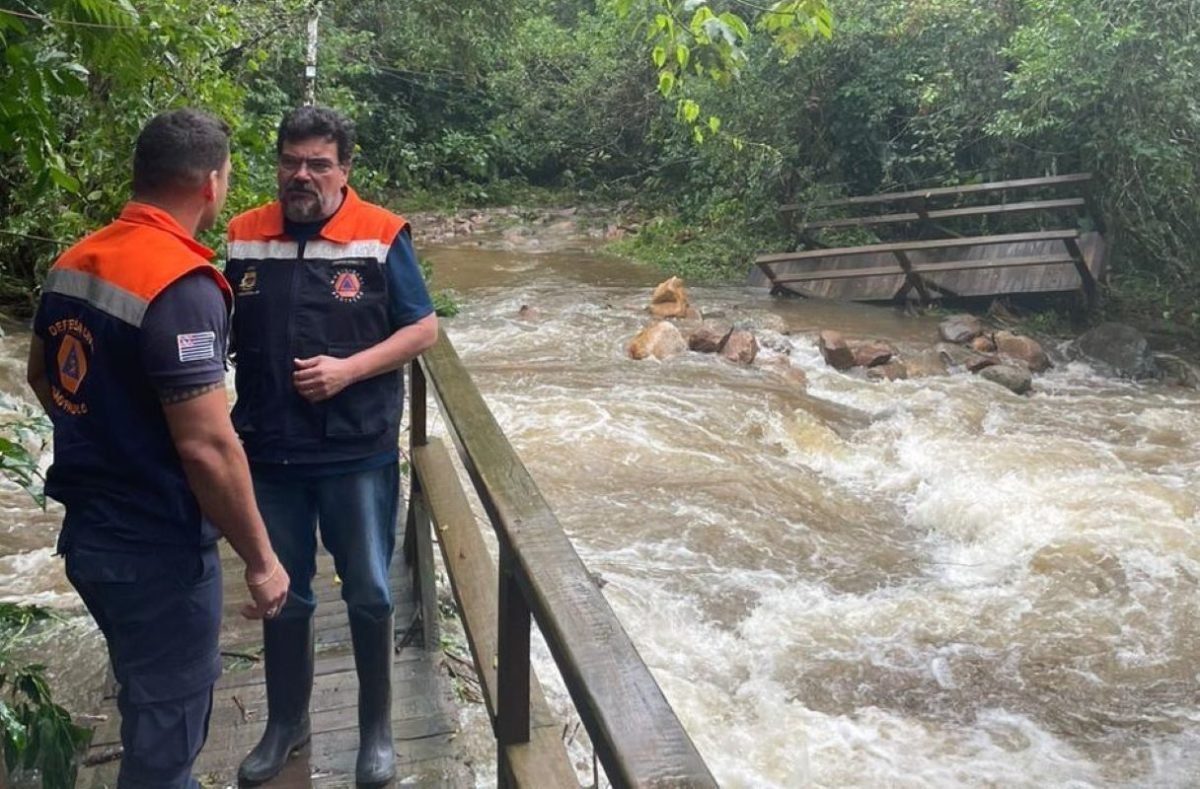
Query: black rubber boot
[
  {"left": 237, "top": 616, "right": 314, "bottom": 785},
  {"left": 349, "top": 611, "right": 395, "bottom": 786}
]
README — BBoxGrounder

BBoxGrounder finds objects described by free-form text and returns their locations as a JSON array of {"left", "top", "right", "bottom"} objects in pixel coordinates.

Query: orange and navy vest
[
  {"left": 224, "top": 188, "right": 407, "bottom": 465},
  {"left": 35, "top": 202, "right": 232, "bottom": 550}
]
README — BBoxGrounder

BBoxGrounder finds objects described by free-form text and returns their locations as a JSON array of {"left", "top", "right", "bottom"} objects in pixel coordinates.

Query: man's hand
[
  {"left": 241, "top": 559, "right": 291, "bottom": 620},
  {"left": 293, "top": 355, "right": 357, "bottom": 402}
]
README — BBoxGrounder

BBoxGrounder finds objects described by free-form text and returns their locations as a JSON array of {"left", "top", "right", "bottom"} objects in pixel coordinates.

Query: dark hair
[
  {"left": 276, "top": 106, "right": 355, "bottom": 165},
  {"left": 132, "top": 108, "right": 230, "bottom": 196}
]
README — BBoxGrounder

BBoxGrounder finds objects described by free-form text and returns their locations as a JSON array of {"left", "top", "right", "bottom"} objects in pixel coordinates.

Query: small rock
[
  {"left": 979, "top": 363, "right": 1033, "bottom": 395},
  {"left": 757, "top": 330, "right": 792, "bottom": 356},
  {"left": 516, "top": 304, "right": 540, "bottom": 321},
  {"left": 721, "top": 329, "right": 759, "bottom": 365},
  {"left": 628, "top": 322, "right": 687, "bottom": 361},
  {"left": 938, "top": 342, "right": 999, "bottom": 373},
  {"left": 939, "top": 314, "right": 985, "bottom": 344},
  {"left": 852, "top": 341, "right": 895, "bottom": 368},
  {"left": 994, "top": 330, "right": 1050, "bottom": 373},
  {"left": 687, "top": 324, "right": 728, "bottom": 354},
  {"left": 971, "top": 335, "right": 997, "bottom": 353},
  {"left": 1154, "top": 353, "right": 1200, "bottom": 389},
  {"left": 818, "top": 330, "right": 855, "bottom": 371},
  {"left": 648, "top": 276, "right": 690, "bottom": 319},
  {"left": 905, "top": 349, "right": 949, "bottom": 378},
  {"left": 867, "top": 361, "right": 909, "bottom": 381}
]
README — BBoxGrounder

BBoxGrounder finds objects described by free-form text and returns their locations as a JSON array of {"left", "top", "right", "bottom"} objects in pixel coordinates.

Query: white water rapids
[{"left": 0, "top": 216, "right": 1197, "bottom": 787}]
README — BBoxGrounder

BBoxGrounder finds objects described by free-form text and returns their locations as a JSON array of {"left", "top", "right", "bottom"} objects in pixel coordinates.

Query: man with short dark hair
[
  {"left": 226, "top": 106, "right": 437, "bottom": 786},
  {"left": 27, "top": 108, "right": 290, "bottom": 789}
]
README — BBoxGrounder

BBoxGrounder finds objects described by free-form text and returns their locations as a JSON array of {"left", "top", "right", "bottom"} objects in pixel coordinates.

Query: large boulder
[
  {"left": 648, "top": 276, "right": 690, "bottom": 319},
  {"left": 818, "top": 330, "right": 855, "bottom": 370},
  {"left": 994, "top": 330, "right": 1051, "bottom": 373},
  {"left": 939, "top": 314, "right": 985, "bottom": 343},
  {"left": 979, "top": 364, "right": 1033, "bottom": 395},
  {"left": 628, "top": 321, "right": 687, "bottom": 360},
  {"left": 1071, "top": 322, "right": 1156, "bottom": 379}
]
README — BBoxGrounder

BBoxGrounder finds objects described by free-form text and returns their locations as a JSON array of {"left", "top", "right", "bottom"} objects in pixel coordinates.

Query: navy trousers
[{"left": 66, "top": 544, "right": 223, "bottom": 789}]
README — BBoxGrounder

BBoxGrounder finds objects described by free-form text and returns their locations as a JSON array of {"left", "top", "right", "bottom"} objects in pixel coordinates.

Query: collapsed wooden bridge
[{"left": 749, "top": 173, "right": 1107, "bottom": 308}]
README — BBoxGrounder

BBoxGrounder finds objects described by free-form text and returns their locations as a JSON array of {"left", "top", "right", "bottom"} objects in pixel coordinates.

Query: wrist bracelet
[{"left": 247, "top": 558, "right": 279, "bottom": 588}]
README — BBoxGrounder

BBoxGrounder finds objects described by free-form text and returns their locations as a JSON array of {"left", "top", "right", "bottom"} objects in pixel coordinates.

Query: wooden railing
[{"left": 403, "top": 330, "right": 717, "bottom": 788}]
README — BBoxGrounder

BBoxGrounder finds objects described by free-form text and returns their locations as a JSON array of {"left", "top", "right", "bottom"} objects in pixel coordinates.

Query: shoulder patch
[{"left": 177, "top": 331, "right": 217, "bottom": 363}]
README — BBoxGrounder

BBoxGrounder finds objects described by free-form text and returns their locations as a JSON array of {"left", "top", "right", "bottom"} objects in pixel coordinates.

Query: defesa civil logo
[{"left": 331, "top": 270, "right": 364, "bottom": 302}]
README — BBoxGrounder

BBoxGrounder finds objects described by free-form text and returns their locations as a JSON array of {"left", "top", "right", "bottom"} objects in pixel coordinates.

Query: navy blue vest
[
  {"left": 225, "top": 193, "right": 406, "bottom": 465},
  {"left": 36, "top": 203, "right": 230, "bottom": 551}
]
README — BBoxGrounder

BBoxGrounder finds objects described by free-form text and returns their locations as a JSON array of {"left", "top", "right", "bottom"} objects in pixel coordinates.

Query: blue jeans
[
  {"left": 65, "top": 545, "right": 222, "bottom": 789},
  {"left": 252, "top": 463, "right": 400, "bottom": 621}
]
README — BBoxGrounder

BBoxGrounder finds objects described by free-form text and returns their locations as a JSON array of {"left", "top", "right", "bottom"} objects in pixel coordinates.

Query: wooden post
[
  {"left": 406, "top": 358, "right": 437, "bottom": 647},
  {"left": 1064, "top": 236, "right": 1097, "bottom": 310},
  {"left": 410, "top": 359, "right": 427, "bottom": 448},
  {"left": 496, "top": 543, "right": 531, "bottom": 747},
  {"left": 893, "top": 250, "right": 932, "bottom": 303}
]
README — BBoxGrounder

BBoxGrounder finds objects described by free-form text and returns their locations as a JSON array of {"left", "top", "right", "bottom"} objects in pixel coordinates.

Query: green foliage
[
  {"left": 0, "top": 604, "right": 91, "bottom": 789},
  {"left": 1, "top": 0, "right": 1197, "bottom": 331},
  {"left": 418, "top": 257, "right": 459, "bottom": 318},
  {"left": 0, "top": 417, "right": 49, "bottom": 509},
  {"left": 610, "top": 214, "right": 767, "bottom": 284}
]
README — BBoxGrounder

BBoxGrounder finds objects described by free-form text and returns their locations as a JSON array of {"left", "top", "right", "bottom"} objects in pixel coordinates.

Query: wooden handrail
[
  {"left": 771, "top": 253, "right": 1080, "bottom": 284},
  {"left": 794, "top": 197, "right": 1086, "bottom": 231},
  {"left": 781, "top": 172, "right": 1093, "bottom": 212},
  {"left": 755, "top": 229, "right": 1080, "bottom": 265},
  {"left": 408, "top": 331, "right": 717, "bottom": 789}
]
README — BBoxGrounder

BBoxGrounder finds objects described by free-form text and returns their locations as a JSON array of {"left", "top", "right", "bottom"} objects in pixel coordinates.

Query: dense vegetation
[{"left": 1, "top": 0, "right": 1197, "bottom": 335}]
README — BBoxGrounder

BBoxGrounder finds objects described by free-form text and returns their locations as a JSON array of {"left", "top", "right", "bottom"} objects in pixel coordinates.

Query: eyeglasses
[{"left": 278, "top": 155, "right": 340, "bottom": 175}]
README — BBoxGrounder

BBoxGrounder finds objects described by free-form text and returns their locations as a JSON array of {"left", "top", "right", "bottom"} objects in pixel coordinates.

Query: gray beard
[{"left": 282, "top": 194, "right": 323, "bottom": 222}]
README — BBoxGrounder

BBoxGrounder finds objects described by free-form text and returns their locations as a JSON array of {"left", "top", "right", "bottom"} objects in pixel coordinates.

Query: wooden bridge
[
  {"left": 77, "top": 330, "right": 716, "bottom": 788},
  {"left": 749, "top": 173, "right": 1107, "bottom": 308}
]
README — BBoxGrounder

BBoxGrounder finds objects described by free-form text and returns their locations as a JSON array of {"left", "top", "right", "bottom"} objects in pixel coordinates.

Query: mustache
[{"left": 285, "top": 184, "right": 318, "bottom": 196}]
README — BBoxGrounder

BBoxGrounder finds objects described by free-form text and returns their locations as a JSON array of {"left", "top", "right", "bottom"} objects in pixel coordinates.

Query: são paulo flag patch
[{"left": 177, "top": 331, "right": 217, "bottom": 363}]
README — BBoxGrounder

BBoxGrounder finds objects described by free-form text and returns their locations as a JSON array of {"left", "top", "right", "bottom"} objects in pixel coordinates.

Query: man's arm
[
  {"left": 162, "top": 385, "right": 289, "bottom": 618},
  {"left": 292, "top": 312, "right": 437, "bottom": 402},
  {"left": 293, "top": 225, "right": 438, "bottom": 402},
  {"left": 26, "top": 335, "right": 54, "bottom": 415},
  {"left": 141, "top": 271, "right": 287, "bottom": 618}
]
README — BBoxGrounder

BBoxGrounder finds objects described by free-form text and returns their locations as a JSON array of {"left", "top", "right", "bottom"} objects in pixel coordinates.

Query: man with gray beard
[{"left": 224, "top": 106, "right": 437, "bottom": 785}]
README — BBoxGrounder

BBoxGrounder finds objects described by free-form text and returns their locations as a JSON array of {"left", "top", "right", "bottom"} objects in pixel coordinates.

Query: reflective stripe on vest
[{"left": 225, "top": 189, "right": 407, "bottom": 464}]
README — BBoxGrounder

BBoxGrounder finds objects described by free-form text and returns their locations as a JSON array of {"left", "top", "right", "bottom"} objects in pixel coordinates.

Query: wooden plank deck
[{"left": 76, "top": 545, "right": 474, "bottom": 788}]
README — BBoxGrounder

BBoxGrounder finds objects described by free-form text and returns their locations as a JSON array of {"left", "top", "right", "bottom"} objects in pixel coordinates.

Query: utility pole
[{"left": 304, "top": 3, "right": 321, "bottom": 106}]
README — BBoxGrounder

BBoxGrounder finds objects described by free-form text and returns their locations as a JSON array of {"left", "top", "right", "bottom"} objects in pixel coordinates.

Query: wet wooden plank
[{"left": 77, "top": 542, "right": 472, "bottom": 788}]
